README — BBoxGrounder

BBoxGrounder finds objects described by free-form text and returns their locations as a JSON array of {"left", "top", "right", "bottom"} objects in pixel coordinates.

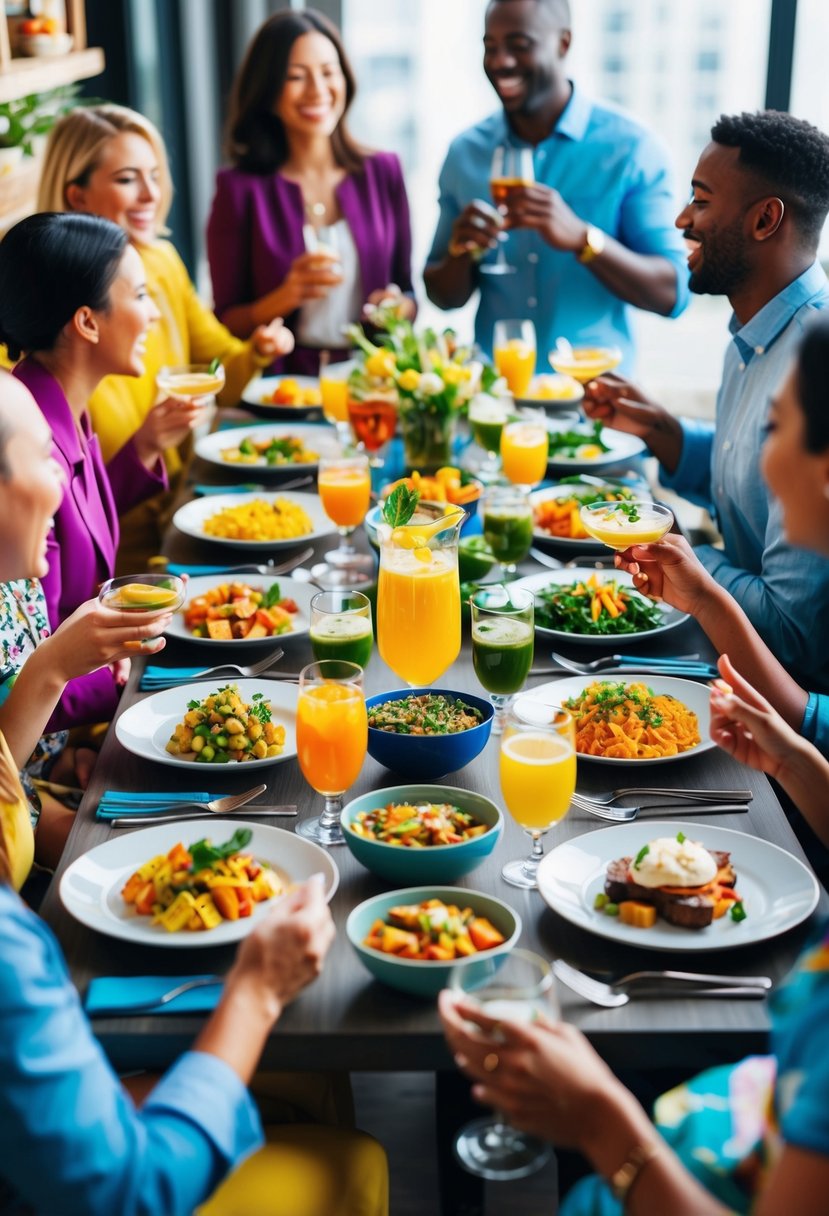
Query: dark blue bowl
[{"left": 366, "top": 687, "right": 494, "bottom": 780}]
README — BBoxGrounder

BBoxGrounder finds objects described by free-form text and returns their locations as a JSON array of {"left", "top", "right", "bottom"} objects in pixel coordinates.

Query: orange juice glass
[
  {"left": 500, "top": 420, "right": 549, "bottom": 488},
  {"left": 317, "top": 453, "right": 374, "bottom": 584},
  {"left": 499, "top": 702, "right": 575, "bottom": 889},
  {"left": 296, "top": 660, "right": 367, "bottom": 847},
  {"left": 493, "top": 319, "right": 536, "bottom": 398},
  {"left": 320, "top": 362, "right": 353, "bottom": 445}
]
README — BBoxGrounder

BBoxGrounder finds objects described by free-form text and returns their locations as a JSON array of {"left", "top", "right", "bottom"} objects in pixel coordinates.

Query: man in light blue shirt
[
  {"left": 424, "top": 0, "right": 688, "bottom": 374},
  {"left": 585, "top": 110, "right": 829, "bottom": 695}
]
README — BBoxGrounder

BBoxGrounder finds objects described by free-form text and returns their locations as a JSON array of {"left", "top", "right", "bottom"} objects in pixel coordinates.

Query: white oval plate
[
  {"left": 168, "top": 575, "right": 318, "bottom": 647},
  {"left": 508, "top": 568, "right": 689, "bottom": 647},
  {"left": 530, "top": 483, "right": 651, "bottom": 552},
  {"left": 523, "top": 674, "right": 714, "bottom": 765},
  {"left": 115, "top": 679, "right": 298, "bottom": 770},
  {"left": 240, "top": 374, "right": 322, "bottom": 419},
  {"left": 537, "top": 820, "right": 819, "bottom": 951},
  {"left": 546, "top": 424, "right": 645, "bottom": 471},
  {"left": 60, "top": 820, "right": 338, "bottom": 948},
  {"left": 172, "top": 491, "right": 336, "bottom": 551},
  {"left": 194, "top": 422, "right": 339, "bottom": 473}
]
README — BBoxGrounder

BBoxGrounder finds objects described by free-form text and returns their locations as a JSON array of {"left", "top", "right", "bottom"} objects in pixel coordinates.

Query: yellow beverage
[
  {"left": 547, "top": 346, "right": 622, "bottom": 383},
  {"left": 160, "top": 371, "right": 225, "bottom": 398},
  {"left": 377, "top": 548, "right": 461, "bottom": 685},
  {"left": 297, "top": 682, "right": 367, "bottom": 795},
  {"left": 500, "top": 422, "right": 549, "bottom": 486},
  {"left": 318, "top": 465, "right": 371, "bottom": 528},
  {"left": 104, "top": 582, "right": 179, "bottom": 610},
  {"left": 499, "top": 731, "right": 576, "bottom": 829},
  {"left": 320, "top": 375, "right": 350, "bottom": 424},
  {"left": 579, "top": 502, "right": 673, "bottom": 551},
  {"left": 494, "top": 338, "right": 536, "bottom": 398}
]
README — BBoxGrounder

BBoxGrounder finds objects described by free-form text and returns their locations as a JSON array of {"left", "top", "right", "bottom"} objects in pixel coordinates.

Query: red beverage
[{"left": 348, "top": 399, "right": 397, "bottom": 453}]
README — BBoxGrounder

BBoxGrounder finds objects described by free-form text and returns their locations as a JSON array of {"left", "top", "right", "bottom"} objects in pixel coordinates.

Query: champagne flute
[
  {"left": 499, "top": 701, "right": 575, "bottom": 889},
  {"left": 471, "top": 586, "right": 534, "bottom": 735},
  {"left": 296, "top": 659, "right": 367, "bottom": 847},
  {"left": 316, "top": 452, "right": 374, "bottom": 585},
  {"left": 449, "top": 948, "right": 558, "bottom": 1180},
  {"left": 480, "top": 144, "right": 535, "bottom": 276}
]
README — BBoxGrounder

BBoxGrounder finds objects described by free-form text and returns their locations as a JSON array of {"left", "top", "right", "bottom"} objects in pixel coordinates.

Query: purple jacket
[
  {"left": 14, "top": 359, "right": 167, "bottom": 732},
  {"left": 206, "top": 151, "right": 414, "bottom": 376}
]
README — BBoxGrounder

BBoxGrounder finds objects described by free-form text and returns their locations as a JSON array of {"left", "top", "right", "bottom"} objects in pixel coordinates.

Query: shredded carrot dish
[{"left": 564, "top": 681, "right": 701, "bottom": 759}]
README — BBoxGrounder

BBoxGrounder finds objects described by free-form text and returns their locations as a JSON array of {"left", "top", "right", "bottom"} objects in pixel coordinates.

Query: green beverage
[
  {"left": 472, "top": 416, "right": 505, "bottom": 454},
  {"left": 310, "top": 614, "right": 373, "bottom": 667},
  {"left": 483, "top": 508, "right": 533, "bottom": 564},
  {"left": 472, "top": 616, "right": 534, "bottom": 694}
]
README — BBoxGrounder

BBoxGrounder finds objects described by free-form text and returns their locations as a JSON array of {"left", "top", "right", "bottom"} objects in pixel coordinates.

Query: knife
[{"left": 109, "top": 807, "right": 299, "bottom": 828}]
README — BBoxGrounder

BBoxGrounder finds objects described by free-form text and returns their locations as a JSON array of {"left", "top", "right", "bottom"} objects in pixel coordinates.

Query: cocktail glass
[
  {"left": 499, "top": 419, "right": 549, "bottom": 491},
  {"left": 499, "top": 701, "right": 575, "bottom": 889},
  {"left": 347, "top": 396, "right": 398, "bottom": 476},
  {"left": 480, "top": 145, "right": 535, "bottom": 276},
  {"left": 449, "top": 948, "right": 558, "bottom": 1180},
  {"left": 493, "top": 319, "right": 536, "bottom": 399},
  {"left": 316, "top": 453, "right": 374, "bottom": 585},
  {"left": 482, "top": 484, "right": 533, "bottom": 577},
  {"left": 156, "top": 363, "right": 226, "bottom": 403},
  {"left": 468, "top": 394, "right": 510, "bottom": 483},
  {"left": 471, "top": 586, "right": 534, "bottom": 735},
  {"left": 296, "top": 659, "right": 367, "bottom": 847},
  {"left": 547, "top": 343, "right": 622, "bottom": 383},
  {"left": 578, "top": 500, "right": 674, "bottom": 551},
  {"left": 377, "top": 507, "right": 464, "bottom": 686},
  {"left": 309, "top": 590, "right": 373, "bottom": 668},
  {"left": 98, "top": 572, "right": 185, "bottom": 651}
]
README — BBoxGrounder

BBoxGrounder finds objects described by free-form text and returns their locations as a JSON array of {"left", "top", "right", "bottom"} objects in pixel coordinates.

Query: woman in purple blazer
[
  {"left": 207, "top": 7, "right": 415, "bottom": 376},
  {"left": 0, "top": 213, "right": 183, "bottom": 732}
]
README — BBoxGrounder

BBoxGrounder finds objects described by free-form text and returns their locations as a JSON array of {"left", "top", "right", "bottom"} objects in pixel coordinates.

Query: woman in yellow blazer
[{"left": 37, "top": 104, "right": 294, "bottom": 569}]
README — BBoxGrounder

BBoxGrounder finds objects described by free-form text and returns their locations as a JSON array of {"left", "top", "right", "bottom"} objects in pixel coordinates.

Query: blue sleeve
[
  {"left": 0, "top": 890, "right": 262, "bottom": 1216},
  {"left": 618, "top": 132, "right": 689, "bottom": 319},
  {"left": 659, "top": 417, "right": 715, "bottom": 507},
  {"left": 426, "top": 143, "right": 464, "bottom": 266},
  {"left": 774, "top": 924, "right": 829, "bottom": 1158},
  {"left": 800, "top": 693, "right": 829, "bottom": 759}
]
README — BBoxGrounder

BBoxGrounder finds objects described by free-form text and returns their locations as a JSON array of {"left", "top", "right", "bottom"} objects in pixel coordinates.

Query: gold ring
[{"left": 483, "top": 1052, "right": 499, "bottom": 1073}]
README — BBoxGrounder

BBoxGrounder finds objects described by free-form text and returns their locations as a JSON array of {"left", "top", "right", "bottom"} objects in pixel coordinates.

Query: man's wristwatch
[{"left": 577, "top": 225, "right": 606, "bottom": 264}]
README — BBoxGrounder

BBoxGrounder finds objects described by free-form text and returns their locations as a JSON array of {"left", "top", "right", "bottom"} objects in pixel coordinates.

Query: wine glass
[
  {"left": 309, "top": 590, "right": 373, "bottom": 668},
  {"left": 296, "top": 659, "right": 367, "bottom": 847},
  {"left": 471, "top": 586, "right": 534, "bottom": 735},
  {"left": 500, "top": 419, "right": 549, "bottom": 492},
  {"left": 493, "top": 319, "right": 536, "bottom": 399},
  {"left": 449, "top": 948, "right": 558, "bottom": 1180},
  {"left": 579, "top": 501, "right": 674, "bottom": 551},
  {"left": 499, "top": 701, "right": 575, "bottom": 889},
  {"left": 480, "top": 144, "right": 535, "bottom": 276},
  {"left": 548, "top": 341, "right": 622, "bottom": 383},
  {"left": 482, "top": 484, "right": 533, "bottom": 577},
  {"left": 156, "top": 363, "right": 225, "bottom": 404},
  {"left": 316, "top": 452, "right": 374, "bottom": 585}
]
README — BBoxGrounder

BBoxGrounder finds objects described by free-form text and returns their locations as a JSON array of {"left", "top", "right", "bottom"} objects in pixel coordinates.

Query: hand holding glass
[
  {"left": 482, "top": 145, "right": 535, "bottom": 276},
  {"left": 98, "top": 573, "right": 185, "bottom": 652}
]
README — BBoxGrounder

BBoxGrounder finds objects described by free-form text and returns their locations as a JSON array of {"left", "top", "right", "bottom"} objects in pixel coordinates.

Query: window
[
  {"left": 696, "top": 50, "right": 720, "bottom": 72},
  {"left": 789, "top": 0, "right": 829, "bottom": 261}
]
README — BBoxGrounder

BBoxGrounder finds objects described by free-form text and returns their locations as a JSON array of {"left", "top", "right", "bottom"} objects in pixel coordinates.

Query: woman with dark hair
[{"left": 207, "top": 7, "right": 415, "bottom": 375}]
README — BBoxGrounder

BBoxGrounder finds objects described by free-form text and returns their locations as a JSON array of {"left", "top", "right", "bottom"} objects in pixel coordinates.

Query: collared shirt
[
  {"left": 663, "top": 261, "right": 829, "bottom": 690},
  {"left": 426, "top": 84, "right": 689, "bottom": 374},
  {"left": 0, "top": 883, "right": 261, "bottom": 1215}
]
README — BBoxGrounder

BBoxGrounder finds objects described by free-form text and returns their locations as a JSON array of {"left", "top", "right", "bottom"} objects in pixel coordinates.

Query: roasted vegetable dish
[
  {"left": 261, "top": 378, "right": 322, "bottom": 406},
  {"left": 219, "top": 434, "right": 320, "bottom": 466},
  {"left": 349, "top": 802, "right": 491, "bottom": 848},
  {"left": 183, "top": 581, "right": 299, "bottom": 640},
  {"left": 363, "top": 898, "right": 506, "bottom": 961},
  {"left": 166, "top": 684, "right": 286, "bottom": 763}
]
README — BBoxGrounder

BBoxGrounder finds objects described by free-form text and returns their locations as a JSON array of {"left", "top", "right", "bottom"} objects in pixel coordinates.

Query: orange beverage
[
  {"left": 494, "top": 338, "right": 536, "bottom": 398},
  {"left": 318, "top": 463, "right": 371, "bottom": 528},
  {"left": 297, "top": 681, "right": 367, "bottom": 796},
  {"left": 500, "top": 731, "right": 576, "bottom": 829},
  {"left": 378, "top": 548, "right": 460, "bottom": 685},
  {"left": 500, "top": 421, "right": 549, "bottom": 487},
  {"left": 320, "top": 374, "right": 350, "bottom": 424},
  {"left": 490, "top": 176, "right": 531, "bottom": 207},
  {"left": 348, "top": 399, "right": 397, "bottom": 453}
]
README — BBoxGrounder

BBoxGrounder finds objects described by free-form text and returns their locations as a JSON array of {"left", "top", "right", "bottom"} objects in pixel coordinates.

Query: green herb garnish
[
  {"left": 730, "top": 901, "right": 747, "bottom": 923},
  {"left": 633, "top": 844, "right": 650, "bottom": 870},
  {"left": 189, "top": 828, "right": 253, "bottom": 872},
  {"left": 608, "top": 501, "right": 641, "bottom": 523},
  {"left": 249, "top": 692, "right": 272, "bottom": 725},
  {"left": 382, "top": 483, "right": 420, "bottom": 528},
  {"left": 208, "top": 357, "right": 222, "bottom": 376},
  {"left": 263, "top": 582, "right": 282, "bottom": 609},
  {"left": 676, "top": 831, "right": 686, "bottom": 844}
]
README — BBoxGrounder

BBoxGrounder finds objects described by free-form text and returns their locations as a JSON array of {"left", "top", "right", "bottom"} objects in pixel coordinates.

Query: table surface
[{"left": 39, "top": 451, "right": 828, "bottom": 1075}]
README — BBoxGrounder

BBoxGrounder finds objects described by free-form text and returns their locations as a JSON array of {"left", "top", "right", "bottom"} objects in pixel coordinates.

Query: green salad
[
  {"left": 533, "top": 574, "right": 664, "bottom": 636},
  {"left": 547, "top": 420, "right": 611, "bottom": 459}
]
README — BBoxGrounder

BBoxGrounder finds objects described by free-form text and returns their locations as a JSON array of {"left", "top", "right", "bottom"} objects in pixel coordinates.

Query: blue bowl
[
  {"left": 346, "top": 885, "right": 521, "bottom": 998},
  {"left": 366, "top": 688, "right": 494, "bottom": 780},
  {"left": 342, "top": 784, "right": 503, "bottom": 883}
]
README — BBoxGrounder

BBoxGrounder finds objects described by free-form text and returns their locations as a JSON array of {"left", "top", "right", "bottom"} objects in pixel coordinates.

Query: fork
[
  {"left": 89, "top": 975, "right": 224, "bottom": 1016},
  {"left": 183, "top": 649, "right": 285, "bottom": 680},
  {"left": 569, "top": 795, "right": 750, "bottom": 822},
  {"left": 575, "top": 787, "right": 753, "bottom": 808},
  {"left": 553, "top": 959, "right": 771, "bottom": 1008},
  {"left": 163, "top": 546, "right": 315, "bottom": 579},
  {"left": 106, "top": 784, "right": 267, "bottom": 819},
  {"left": 550, "top": 651, "right": 717, "bottom": 678}
]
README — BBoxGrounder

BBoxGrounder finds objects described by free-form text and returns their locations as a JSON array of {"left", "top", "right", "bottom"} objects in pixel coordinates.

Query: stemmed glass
[
  {"left": 309, "top": 590, "right": 373, "bottom": 668},
  {"left": 316, "top": 452, "right": 374, "bottom": 585},
  {"left": 548, "top": 341, "right": 622, "bottom": 383},
  {"left": 156, "top": 363, "right": 225, "bottom": 404},
  {"left": 500, "top": 419, "right": 549, "bottom": 492},
  {"left": 579, "top": 501, "right": 674, "bottom": 551},
  {"left": 482, "top": 484, "right": 533, "bottom": 578},
  {"left": 98, "top": 572, "right": 185, "bottom": 650},
  {"left": 449, "top": 948, "right": 558, "bottom": 1180},
  {"left": 296, "top": 659, "right": 367, "bottom": 847},
  {"left": 499, "top": 701, "right": 575, "bottom": 889},
  {"left": 480, "top": 145, "right": 535, "bottom": 276},
  {"left": 493, "top": 319, "right": 536, "bottom": 399},
  {"left": 471, "top": 586, "right": 534, "bottom": 735}
]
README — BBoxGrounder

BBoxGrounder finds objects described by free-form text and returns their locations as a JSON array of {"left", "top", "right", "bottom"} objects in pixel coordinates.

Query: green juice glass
[
  {"left": 309, "top": 590, "right": 373, "bottom": 669},
  {"left": 471, "top": 586, "right": 535, "bottom": 734},
  {"left": 482, "top": 484, "right": 533, "bottom": 576}
]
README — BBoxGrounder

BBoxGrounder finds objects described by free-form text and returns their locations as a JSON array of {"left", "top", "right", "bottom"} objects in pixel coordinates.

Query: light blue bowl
[
  {"left": 346, "top": 885, "right": 521, "bottom": 998},
  {"left": 366, "top": 688, "right": 494, "bottom": 780},
  {"left": 342, "top": 784, "right": 503, "bottom": 883}
]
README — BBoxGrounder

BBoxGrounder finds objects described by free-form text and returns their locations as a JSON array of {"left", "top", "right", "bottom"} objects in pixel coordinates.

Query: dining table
[{"left": 38, "top": 432, "right": 829, "bottom": 1214}]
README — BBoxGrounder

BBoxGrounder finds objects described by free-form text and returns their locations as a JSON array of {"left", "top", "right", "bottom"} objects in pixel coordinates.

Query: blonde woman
[{"left": 38, "top": 104, "right": 294, "bottom": 569}]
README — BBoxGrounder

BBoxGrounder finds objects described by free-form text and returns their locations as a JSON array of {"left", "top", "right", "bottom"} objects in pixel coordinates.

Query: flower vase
[{"left": 400, "top": 408, "right": 455, "bottom": 474}]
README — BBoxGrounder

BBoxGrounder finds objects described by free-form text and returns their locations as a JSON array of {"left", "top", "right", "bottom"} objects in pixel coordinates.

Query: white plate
[
  {"left": 509, "top": 568, "right": 689, "bottom": 647},
  {"left": 546, "top": 423, "right": 646, "bottom": 471},
  {"left": 537, "top": 820, "right": 819, "bottom": 951},
  {"left": 515, "top": 374, "right": 584, "bottom": 412},
  {"left": 194, "top": 423, "right": 340, "bottom": 473},
  {"left": 115, "top": 680, "right": 298, "bottom": 770},
  {"left": 524, "top": 674, "right": 715, "bottom": 765},
  {"left": 172, "top": 491, "right": 336, "bottom": 550},
  {"left": 530, "top": 483, "right": 651, "bottom": 552},
  {"left": 240, "top": 374, "right": 323, "bottom": 420},
  {"left": 167, "top": 575, "right": 317, "bottom": 647},
  {"left": 59, "top": 821, "right": 339, "bottom": 948}
]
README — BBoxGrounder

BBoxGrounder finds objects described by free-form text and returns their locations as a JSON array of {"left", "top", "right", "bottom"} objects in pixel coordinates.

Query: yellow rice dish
[{"left": 203, "top": 497, "right": 313, "bottom": 542}]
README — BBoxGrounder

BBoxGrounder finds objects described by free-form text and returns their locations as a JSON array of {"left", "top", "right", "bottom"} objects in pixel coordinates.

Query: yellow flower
[
  {"left": 398, "top": 368, "right": 421, "bottom": 392},
  {"left": 442, "top": 364, "right": 464, "bottom": 386},
  {"left": 366, "top": 349, "right": 397, "bottom": 379}
]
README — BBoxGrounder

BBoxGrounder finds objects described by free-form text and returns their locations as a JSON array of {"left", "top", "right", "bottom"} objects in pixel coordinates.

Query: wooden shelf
[{"left": 0, "top": 45, "right": 103, "bottom": 102}]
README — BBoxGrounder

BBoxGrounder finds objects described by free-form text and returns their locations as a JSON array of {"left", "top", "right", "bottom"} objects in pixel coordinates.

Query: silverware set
[
  {"left": 571, "top": 786, "right": 753, "bottom": 822},
  {"left": 550, "top": 651, "right": 719, "bottom": 679},
  {"left": 552, "top": 959, "right": 772, "bottom": 1008}
]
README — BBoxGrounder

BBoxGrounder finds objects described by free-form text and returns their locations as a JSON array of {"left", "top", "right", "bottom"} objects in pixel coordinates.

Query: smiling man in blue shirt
[
  {"left": 424, "top": 0, "right": 689, "bottom": 374},
  {"left": 584, "top": 110, "right": 829, "bottom": 695}
]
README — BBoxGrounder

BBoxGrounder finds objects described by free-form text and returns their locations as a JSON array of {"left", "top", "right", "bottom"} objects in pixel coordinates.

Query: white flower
[{"left": 418, "top": 372, "right": 444, "bottom": 396}]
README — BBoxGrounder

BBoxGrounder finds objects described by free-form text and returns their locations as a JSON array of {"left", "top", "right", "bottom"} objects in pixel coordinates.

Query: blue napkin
[
  {"left": 139, "top": 665, "right": 222, "bottom": 691},
  {"left": 164, "top": 562, "right": 249, "bottom": 577},
  {"left": 97, "top": 791, "right": 218, "bottom": 820},
  {"left": 85, "top": 975, "right": 223, "bottom": 1016},
  {"left": 193, "top": 483, "right": 267, "bottom": 497},
  {"left": 612, "top": 656, "right": 718, "bottom": 677}
]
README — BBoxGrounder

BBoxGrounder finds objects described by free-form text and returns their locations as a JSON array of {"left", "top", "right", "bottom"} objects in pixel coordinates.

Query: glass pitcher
[{"left": 377, "top": 505, "right": 465, "bottom": 686}]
